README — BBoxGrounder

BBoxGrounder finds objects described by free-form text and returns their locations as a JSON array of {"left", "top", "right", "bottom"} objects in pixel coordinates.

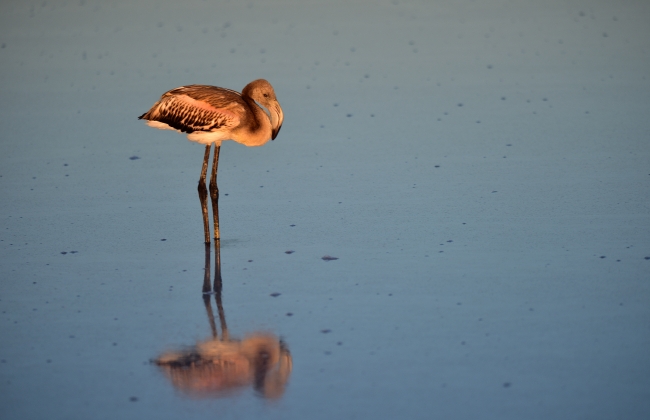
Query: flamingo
[{"left": 138, "top": 79, "right": 284, "bottom": 243}]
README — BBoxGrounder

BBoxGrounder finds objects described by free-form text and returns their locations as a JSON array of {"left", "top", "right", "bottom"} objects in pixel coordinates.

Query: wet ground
[{"left": 1, "top": 0, "right": 649, "bottom": 419}]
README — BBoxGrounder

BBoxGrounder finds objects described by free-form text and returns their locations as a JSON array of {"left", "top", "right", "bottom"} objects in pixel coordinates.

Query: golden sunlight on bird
[{"left": 138, "top": 79, "right": 284, "bottom": 243}]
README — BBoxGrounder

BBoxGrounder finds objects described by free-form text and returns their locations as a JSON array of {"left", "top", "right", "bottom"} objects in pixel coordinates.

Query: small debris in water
[
  {"left": 60, "top": 252, "right": 67, "bottom": 255},
  {"left": 600, "top": 255, "right": 606, "bottom": 259},
  {"left": 503, "top": 382, "right": 511, "bottom": 388},
  {"left": 285, "top": 250, "right": 295, "bottom": 254},
  {"left": 129, "top": 156, "right": 140, "bottom": 160},
  {"left": 129, "top": 396, "right": 139, "bottom": 402},
  {"left": 290, "top": 224, "right": 296, "bottom": 227},
  {"left": 160, "top": 239, "right": 166, "bottom": 241},
  {"left": 322, "top": 255, "right": 338, "bottom": 261},
  {"left": 321, "top": 329, "right": 331, "bottom": 334},
  {"left": 270, "top": 292, "right": 281, "bottom": 297},
  {"left": 286, "top": 312, "right": 293, "bottom": 316}
]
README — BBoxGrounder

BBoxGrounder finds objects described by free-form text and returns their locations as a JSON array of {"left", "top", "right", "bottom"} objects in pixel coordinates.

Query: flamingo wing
[{"left": 139, "top": 85, "right": 243, "bottom": 134}]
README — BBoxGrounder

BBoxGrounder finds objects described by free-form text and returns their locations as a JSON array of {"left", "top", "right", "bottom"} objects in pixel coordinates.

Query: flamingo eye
[{"left": 263, "top": 93, "right": 269, "bottom": 97}]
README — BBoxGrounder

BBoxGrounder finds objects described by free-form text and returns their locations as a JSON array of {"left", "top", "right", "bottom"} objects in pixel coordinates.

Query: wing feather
[{"left": 139, "top": 85, "right": 244, "bottom": 134}]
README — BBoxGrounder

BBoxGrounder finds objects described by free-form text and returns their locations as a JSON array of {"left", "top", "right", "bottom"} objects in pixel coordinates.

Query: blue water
[{"left": 1, "top": 1, "right": 649, "bottom": 419}]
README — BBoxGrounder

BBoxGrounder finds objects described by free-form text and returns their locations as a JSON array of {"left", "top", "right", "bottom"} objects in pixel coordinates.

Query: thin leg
[
  {"left": 200, "top": 144, "right": 211, "bottom": 185},
  {"left": 198, "top": 145, "right": 211, "bottom": 244},
  {"left": 209, "top": 144, "right": 221, "bottom": 240}
]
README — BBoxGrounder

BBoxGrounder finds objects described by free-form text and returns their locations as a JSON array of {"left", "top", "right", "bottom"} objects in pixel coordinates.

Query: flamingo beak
[{"left": 271, "top": 102, "right": 284, "bottom": 140}]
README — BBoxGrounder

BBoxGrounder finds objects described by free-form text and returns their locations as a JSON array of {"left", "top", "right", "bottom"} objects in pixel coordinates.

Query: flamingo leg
[
  {"left": 209, "top": 144, "right": 221, "bottom": 240},
  {"left": 198, "top": 145, "right": 211, "bottom": 244}
]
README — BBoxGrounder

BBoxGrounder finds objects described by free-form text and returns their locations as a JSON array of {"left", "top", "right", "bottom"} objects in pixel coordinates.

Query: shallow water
[{"left": 1, "top": 0, "right": 649, "bottom": 419}]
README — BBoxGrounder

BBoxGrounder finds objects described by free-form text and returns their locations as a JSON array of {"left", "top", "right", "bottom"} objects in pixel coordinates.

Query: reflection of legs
[
  {"left": 199, "top": 146, "right": 228, "bottom": 341},
  {"left": 202, "top": 243, "right": 219, "bottom": 338},
  {"left": 214, "top": 238, "right": 228, "bottom": 340},
  {"left": 198, "top": 145, "right": 212, "bottom": 244},
  {"left": 201, "top": 243, "right": 212, "bottom": 294},
  {"left": 214, "top": 239, "right": 222, "bottom": 293},
  {"left": 209, "top": 145, "right": 221, "bottom": 240}
]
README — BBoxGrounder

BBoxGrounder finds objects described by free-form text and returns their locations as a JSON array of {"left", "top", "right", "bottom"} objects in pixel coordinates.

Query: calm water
[{"left": 1, "top": 1, "right": 649, "bottom": 419}]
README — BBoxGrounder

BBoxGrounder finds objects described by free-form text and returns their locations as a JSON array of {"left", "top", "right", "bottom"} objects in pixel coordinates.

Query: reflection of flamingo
[
  {"left": 153, "top": 219, "right": 291, "bottom": 399},
  {"left": 138, "top": 80, "right": 284, "bottom": 243}
]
